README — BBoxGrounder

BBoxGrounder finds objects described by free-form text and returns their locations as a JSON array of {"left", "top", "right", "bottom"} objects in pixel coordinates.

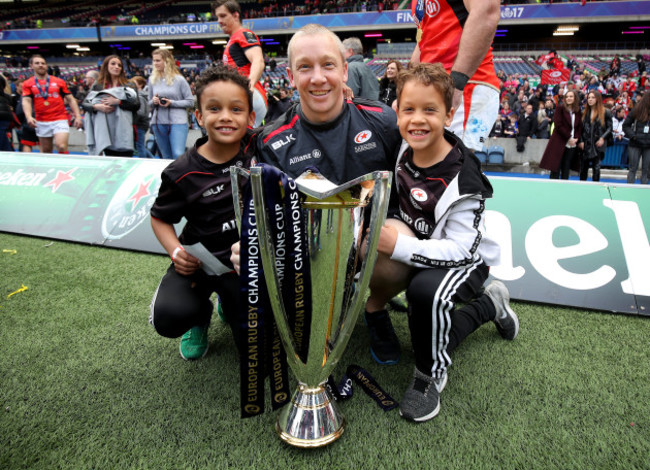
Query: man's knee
[{"left": 54, "top": 133, "right": 69, "bottom": 153}]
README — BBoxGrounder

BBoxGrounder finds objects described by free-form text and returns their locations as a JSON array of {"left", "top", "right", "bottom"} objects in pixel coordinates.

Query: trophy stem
[{"left": 275, "top": 382, "right": 346, "bottom": 448}]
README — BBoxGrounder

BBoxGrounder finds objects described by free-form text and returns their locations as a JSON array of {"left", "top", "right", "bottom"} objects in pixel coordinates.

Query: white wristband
[{"left": 171, "top": 246, "right": 184, "bottom": 262}]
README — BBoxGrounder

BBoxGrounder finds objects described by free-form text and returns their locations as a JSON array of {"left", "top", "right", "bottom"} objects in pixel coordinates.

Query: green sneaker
[{"left": 179, "top": 325, "right": 209, "bottom": 360}]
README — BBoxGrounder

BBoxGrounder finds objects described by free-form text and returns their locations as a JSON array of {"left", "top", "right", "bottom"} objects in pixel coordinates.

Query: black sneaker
[
  {"left": 365, "top": 310, "right": 401, "bottom": 365},
  {"left": 399, "top": 368, "right": 448, "bottom": 422},
  {"left": 484, "top": 280, "right": 519, "bottom": 340}
]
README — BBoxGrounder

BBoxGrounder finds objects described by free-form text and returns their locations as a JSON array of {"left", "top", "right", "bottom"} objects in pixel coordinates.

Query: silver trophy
[{"left": 231, "top": 167, "right": 391, "bottom": 448}]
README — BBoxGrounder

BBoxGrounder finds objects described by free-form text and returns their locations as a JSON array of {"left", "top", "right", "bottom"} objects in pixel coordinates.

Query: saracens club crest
[
  {"left": 411, "top": 187, "right": 428, "bottom": 202},
  {"left": 354, "top": 130, "right": 372, "bottom": 144}
]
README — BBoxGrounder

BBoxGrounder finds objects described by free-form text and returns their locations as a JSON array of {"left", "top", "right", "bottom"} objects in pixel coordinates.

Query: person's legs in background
[
  {"left": 252, "top": 88, "right": 268, "bottom": 127},
  {"left": 0, "top": 122, "right": 13, "bottom": 151},
  {"left": 136, "top": 127, "right": 155, "bottom": 158},
  {"left": 169, "top": 124, "right": 189, "bottom": 160},
  {"left": 152, "top": 124, "right": 173, "bottom": 159},
  {"left": 627, "top": 146, "right": 640, "bottom": 184},
  {"left": 640, "top": 148, "right": 650, "bottom": 184}
]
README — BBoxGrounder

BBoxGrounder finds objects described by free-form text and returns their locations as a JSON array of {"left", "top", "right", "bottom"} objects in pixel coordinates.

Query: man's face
[
  {"left": 215, "top": 5, "right": 239, "bottom": 36},
  {"left": 31, "top": 57, "right": 47, "bottom": 76},
  {"left": 84, "top": 74, "right": 95, "bottom": 87},
  {"left": 526, "top": 104, "right": 533, "bottom": 115},
  {"left": 287, "top": 33, "right": 348, "bottom": 123}
]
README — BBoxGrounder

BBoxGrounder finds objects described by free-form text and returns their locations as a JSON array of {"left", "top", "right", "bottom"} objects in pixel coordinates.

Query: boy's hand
[
  {"left": 377, "top": 225, "right": 398, "bottom": 256},
  {"left": 172, "top": 248, "right": 201, "bottom": 276},
  {"left": 230, "top": 241, "right": 241, "bottom": 275}
]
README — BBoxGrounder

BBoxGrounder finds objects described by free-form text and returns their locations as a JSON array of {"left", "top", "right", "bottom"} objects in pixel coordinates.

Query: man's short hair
[
  {"left": 29, "top": 54, "right": 45, "bottom": 66},
  {"left": 287, "top": 24, "right": 346, "bottom": 70},
  {"left": 396, "top": 63, "right": 453, "bottom": 112},
  {"left": 342, "top": 37, "right": 363, "bottom": 56},
  {"left": 86, "top": 70, "right": 99, "bottom": 81},
  {"left": 212, "top": 0, "right": 241, "bottom": 16}
]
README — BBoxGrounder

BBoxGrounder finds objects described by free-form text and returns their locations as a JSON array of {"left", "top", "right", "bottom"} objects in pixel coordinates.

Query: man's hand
[
  {"left": 230, "top": 241, "right": 241, "bottom": 275},
  {"left": 26, "top": 116, "right": 37, "bottom": 128},
  {"left": 72, "top": 116, "right": 83, "bottom": 129},
  {"left": 172, "top": 249, "right": 202, "bottom": 276}
]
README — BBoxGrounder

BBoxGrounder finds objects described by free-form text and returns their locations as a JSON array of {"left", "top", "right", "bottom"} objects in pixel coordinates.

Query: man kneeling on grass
[
  {"left": 149, "top": 64, "right": 256, "bottom": 360},
  {"left": 364, "top": 63, "right": 520, "bottom": 422}
]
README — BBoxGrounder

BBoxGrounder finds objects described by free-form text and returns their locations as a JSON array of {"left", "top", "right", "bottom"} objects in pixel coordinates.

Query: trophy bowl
[{"left": 232, "top": 166, "right": 391, "bottom": 448}]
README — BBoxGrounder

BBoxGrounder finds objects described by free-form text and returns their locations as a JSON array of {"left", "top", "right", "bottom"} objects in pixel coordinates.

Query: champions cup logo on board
[
  {"left": 411, "top": 188, "right": 428, "bottom": 202},
  {"left": 426, "top": 0, "right": 440, "bottom": 18},
  {"left": 354, "top": 130, "right": 372, "bottom": 144}
]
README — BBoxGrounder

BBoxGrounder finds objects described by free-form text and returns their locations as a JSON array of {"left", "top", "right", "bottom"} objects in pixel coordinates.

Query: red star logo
[
  {"left": 127, "top": 177, "right": 153, "bottom": 211},
  {"left": 44, "top": 168, "right": 76, "bottom": 193}
]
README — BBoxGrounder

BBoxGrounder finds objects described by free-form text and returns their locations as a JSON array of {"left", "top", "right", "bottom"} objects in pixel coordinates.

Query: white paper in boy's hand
[{"left": 184, "top": 243, "right": 232, "bottom": 276}]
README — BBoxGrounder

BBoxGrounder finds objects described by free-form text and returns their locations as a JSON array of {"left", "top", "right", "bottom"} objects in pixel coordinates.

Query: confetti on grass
[
  {"left": 2, "top": 249, "right": 17, "bottom": 255},
  {"left": 7, "top": 284, "right": 28, "bottom": 299}
]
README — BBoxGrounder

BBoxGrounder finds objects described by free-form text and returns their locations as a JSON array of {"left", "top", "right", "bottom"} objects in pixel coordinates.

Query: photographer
[
  {"left": 148, "top": 48, "right": 194, "bottom": 159},
  {"left": 266, "top": 87, "right": 292, "bottom": 122}
]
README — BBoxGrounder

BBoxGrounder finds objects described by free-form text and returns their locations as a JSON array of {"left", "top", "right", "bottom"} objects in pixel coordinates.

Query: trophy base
[{"left": 275, "top": 382, "right": 346, "bottom": 448}]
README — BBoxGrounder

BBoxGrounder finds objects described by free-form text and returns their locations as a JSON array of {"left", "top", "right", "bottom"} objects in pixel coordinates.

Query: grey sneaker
[
  {"left": 485, "top": 280, "right": 519, "bottom": 340},
  {"left": 399, "top": 368, "right": 448, "bottom": 422}
]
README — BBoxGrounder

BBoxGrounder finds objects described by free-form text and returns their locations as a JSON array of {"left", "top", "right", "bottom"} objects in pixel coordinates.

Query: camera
[{"left": 159, "top": 97, "right": 169, "bottom": 105}]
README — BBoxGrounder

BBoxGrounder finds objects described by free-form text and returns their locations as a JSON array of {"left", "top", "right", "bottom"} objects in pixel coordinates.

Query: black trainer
[
  {"left": 365, "top": 309, "right": 401, "bottom": 365},
  {"left": 484, "top": 280, "right": 519, "bottom": 340},
  {"left": 399, "top": 367, "right": 448, "bottom": 422}
]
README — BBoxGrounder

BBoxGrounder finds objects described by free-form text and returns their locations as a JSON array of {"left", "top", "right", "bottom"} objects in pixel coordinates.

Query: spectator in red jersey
[
  {"left": 21, "top": 55, "right": 83, "bottom": 154},
  {"left": 610, "top": 54, "right": 621, "bottom": 78},
  {"left": 622, "top": 76, "right": 637, "bottom": 96}
]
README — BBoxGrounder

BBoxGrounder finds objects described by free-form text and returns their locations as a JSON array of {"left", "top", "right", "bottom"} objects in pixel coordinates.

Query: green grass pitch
[{"left": 0, "top": 232, "right": 648, "bottom": 469}]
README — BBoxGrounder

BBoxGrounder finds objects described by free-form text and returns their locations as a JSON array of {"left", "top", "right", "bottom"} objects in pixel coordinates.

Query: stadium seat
[
  {"left": 474, "top": 147, "right": 488, "bottom": 164},
  {"left": 487, "top": 145, "right": 505, "bottom": 165}
]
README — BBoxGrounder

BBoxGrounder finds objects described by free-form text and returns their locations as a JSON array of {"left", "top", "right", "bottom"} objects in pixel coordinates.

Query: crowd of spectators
[
  {"left": 2, "top": 48, "right": 647, "bottom": 162},
  {"left": 489, "top": 53, "right": 648, "bottom": 146}
]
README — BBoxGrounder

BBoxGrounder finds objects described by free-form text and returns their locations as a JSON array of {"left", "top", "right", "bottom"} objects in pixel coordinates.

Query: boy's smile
[
  {"left": 397, "top": 81, "right": 454, "bottom": 165},
  {"left": 195, "top": 81, "right": 254, "bottom": 163}
]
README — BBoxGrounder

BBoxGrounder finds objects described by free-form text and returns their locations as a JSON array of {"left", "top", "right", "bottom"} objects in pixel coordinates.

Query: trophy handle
[
  {"left": 320, "top": 172, "right": 391, "bottom": 379},
  {"left": 230, "top": 166, "right": 250, "bottom": 236}
]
